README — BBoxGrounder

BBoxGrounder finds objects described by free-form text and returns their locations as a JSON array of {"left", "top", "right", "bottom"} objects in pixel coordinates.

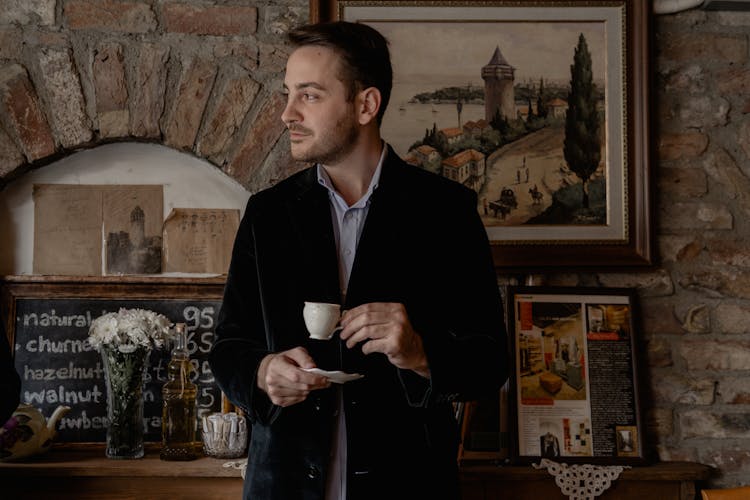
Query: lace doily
[
  {"left": 532, "top": 458, "right": 630, "bottom": 500},
  {"left": 222, "top": 459, "right": 248, "bottom": 479}
]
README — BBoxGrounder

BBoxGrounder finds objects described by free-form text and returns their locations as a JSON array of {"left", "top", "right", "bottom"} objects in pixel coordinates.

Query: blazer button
[{"left": 307, "top": 465, "right": 319, "bottom": 479}]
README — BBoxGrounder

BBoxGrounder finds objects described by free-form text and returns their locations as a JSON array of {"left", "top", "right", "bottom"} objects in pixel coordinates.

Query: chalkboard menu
[{"left": 1, "top": 276, "right": 226, "bottom": 443}]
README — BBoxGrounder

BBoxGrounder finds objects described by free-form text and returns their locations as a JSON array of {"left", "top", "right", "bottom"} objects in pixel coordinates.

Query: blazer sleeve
[
  {"left": 409, "top": 186, "right": 509, "bottom": 406},
  {"left": 208, "top": 197, "right": 278, "bottom": 424}
]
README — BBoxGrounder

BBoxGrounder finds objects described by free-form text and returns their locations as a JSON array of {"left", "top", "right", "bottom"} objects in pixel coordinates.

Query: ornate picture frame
[{"left": 311, "top": 0, "right": 653, "bottom": 271}]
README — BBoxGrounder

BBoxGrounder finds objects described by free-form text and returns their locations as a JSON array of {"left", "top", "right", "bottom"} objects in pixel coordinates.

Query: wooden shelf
[
  {"left": 0, "top": 448, "right": 244, "bottom": 499},
  {"left": 460, "top": 461, "right": 713, "bottom": 500},
  {"left": 0, "top": 448, "right": 244, "bottom": 478},
  {"left": 460, "top": 460, "right": 711, "bottom": 481},
  {"left": 0, "top": 448, "right": 711, "bottom": 500}
]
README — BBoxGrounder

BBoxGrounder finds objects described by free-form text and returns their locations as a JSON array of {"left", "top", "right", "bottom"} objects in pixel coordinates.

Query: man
[
  {"left": 541, "top": 431, "right": 560, "bottom": 457},
  {"left": 209, "top": 21, "right": 508, "bottom": 500}
]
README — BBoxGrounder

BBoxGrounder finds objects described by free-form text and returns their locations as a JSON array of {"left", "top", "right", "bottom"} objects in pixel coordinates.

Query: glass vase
[{"left": 100, "top": 344, "right": 150, "bottom": 459}]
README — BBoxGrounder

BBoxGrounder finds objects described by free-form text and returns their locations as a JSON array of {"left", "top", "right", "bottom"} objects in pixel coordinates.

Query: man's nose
[{"left": 281, "top": 97, "right": 299, "bottom": 125}]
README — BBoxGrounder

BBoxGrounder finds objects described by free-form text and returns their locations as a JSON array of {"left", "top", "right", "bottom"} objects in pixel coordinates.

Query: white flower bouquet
[
  {"left": 89, "top": 308, "right": 172, "bottom": 458},
  {"left": 88, "top": 308, "right": 172, "bottom": 353}
]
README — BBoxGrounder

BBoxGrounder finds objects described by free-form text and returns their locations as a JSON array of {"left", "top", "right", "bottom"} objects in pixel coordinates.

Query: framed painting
[
  {"left": 506, "top": 286, "right": 648, "bottom": 465},
  {"left": 311, "top": 0, "right": 653, "bottom": 271}
]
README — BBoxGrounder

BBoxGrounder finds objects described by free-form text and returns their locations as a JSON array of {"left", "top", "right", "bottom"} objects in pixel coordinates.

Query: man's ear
[{"left": 358, "top": 87, "right": 381, "bottom": 125}]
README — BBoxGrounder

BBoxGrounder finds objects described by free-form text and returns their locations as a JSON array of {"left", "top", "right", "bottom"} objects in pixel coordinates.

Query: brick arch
[
  {"left": 1, "top": 56, "right": 299, "bottom": 193},
  {"left": 0, "top": 1, "right": 307, "bottom": 193}
]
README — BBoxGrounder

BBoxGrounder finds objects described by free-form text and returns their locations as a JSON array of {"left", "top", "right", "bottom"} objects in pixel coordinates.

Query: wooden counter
[
  {"left": 0, "top": 448, "right": 244, "bottom": 499},
  {"left": 460, "top": 461, "right": 713, "bottom": 500},
  {"left": 0, "top": 449, "right": 711, "bottom": 500}
]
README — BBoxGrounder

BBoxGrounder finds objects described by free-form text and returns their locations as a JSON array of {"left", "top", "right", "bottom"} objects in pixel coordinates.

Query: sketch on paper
[{"left": 104, "top": 186, "right": 163, "bottom": 275}]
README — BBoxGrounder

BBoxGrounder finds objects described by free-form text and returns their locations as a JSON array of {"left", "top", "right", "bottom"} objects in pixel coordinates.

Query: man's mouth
[
  {"left": 288, "top": 126, "right": 312, "bottom": 140},
  {"left": 289, "top": 132, "right": 309, "bottom": 141}
]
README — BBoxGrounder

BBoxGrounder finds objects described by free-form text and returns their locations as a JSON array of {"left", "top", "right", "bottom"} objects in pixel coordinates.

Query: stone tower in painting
[{"left": 481, "top": 46, "right": 515, "bottom": 122}]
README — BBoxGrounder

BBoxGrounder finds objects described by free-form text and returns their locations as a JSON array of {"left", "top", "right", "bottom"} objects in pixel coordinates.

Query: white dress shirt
[{"left": 315, "top": 144, "right": 386, "bottom": 500}]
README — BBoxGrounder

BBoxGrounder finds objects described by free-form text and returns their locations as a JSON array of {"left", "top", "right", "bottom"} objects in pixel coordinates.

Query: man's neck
[{"left": 321, "top": 133, "right": 384, "bottom": 206}]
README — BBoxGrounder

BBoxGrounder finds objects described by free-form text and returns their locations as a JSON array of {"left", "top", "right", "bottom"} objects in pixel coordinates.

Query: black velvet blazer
[{"left": 209, "top": 146, "right": 508, "bottom": 500}]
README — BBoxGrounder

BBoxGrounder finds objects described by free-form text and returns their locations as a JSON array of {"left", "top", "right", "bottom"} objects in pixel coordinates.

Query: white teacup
[{"left": 303, "top": 301, "right": 341, "bottom": 340}]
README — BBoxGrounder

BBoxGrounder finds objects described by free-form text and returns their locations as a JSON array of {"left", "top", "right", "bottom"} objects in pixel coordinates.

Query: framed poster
[
  {"left": 311, "top": 0, "right": 653, "bottom": 271},
  {"left": 506, "top": 286, "right": 647, "bottom": 464}
]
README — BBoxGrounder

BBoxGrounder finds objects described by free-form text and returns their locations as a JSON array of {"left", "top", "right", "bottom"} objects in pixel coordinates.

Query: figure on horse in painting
[{"left": 529, "top": 184, "right": 543, "bottom": 205}]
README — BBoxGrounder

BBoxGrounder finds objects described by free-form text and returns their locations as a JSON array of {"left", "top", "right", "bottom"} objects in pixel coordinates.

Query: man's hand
[
  {"left": 339, "top": 302, "right": 430, "bottom": 378},
  {"left": 257, "top": 347, "right": 331, "bottom": 407}
]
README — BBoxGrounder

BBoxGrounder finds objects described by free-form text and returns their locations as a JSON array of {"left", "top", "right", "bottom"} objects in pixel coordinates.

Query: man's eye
[{"left": 303, "top": 93, "right": 318, "bottom": 101}]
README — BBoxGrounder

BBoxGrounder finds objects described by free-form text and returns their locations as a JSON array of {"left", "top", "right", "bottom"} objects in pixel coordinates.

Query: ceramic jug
[{"left": 0, "top": 404, "right": 71, "bottom": 461}]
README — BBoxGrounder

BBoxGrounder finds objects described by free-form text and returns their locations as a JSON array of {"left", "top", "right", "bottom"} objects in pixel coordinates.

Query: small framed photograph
[
  {"left": 456, "top": 382, "right": 511, "bottom": 465},
  {"left": 506, "top": 286, "right": 647, "bottom": 464}
]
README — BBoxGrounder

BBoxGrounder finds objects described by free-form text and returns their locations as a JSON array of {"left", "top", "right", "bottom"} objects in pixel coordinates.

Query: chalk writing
[
  {"left": 12, "top": 297, "right": 223, "bottom": 442},
  {"left": 23, "top": 362, "right": 104, "bottom": 381}
]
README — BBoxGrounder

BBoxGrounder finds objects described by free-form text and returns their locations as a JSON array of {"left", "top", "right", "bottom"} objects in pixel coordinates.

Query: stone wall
[
  {"left": 1, "top": 0, "right": 750, "bottom": 490},
  {"left": 0, "top": 0, "right": 307, "bottom": 192},
  {"left": 618, "top": 10, "right": 750, "bottom": 488}
]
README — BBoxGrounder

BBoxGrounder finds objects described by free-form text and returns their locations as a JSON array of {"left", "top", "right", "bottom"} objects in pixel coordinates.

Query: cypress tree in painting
[
  {"left": 563, "top": 33, "right": 601, "bottom": 209},
  {"left": 537, "top": 77, "right": 548, "bottom": 119},
  {"left": 490, "top": 108, "right": 509, "bottom": 135},
  {"left": 526, "top": 92, "right": 534, "bottom": 123}
]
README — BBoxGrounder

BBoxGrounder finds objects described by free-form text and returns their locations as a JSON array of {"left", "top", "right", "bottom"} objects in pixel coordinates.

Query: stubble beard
[{"left": 290, "top": 112, "right": 360, "bottom": 165}]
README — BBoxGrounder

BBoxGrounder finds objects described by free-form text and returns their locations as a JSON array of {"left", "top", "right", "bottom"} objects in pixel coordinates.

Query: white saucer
[{"left": 303, "top": 368, "right": 364, "bottom": 384}]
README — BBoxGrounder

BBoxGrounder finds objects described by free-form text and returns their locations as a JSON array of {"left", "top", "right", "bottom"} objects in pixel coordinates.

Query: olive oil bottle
[{"left": 160, "top": 323, "right": 199, "bottom": 460}]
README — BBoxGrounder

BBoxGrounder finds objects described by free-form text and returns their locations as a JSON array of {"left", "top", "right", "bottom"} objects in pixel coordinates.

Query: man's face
[{"left": 281, "top": 45, "right": 359, "bottom": 165}]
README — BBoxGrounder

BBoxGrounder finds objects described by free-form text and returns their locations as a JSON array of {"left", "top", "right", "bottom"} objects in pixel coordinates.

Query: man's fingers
[{"left": 281, "top": 346, "right": 316, "bottom": 369}]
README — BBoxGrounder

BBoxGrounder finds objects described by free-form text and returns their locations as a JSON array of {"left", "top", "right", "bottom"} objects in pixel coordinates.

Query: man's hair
[{"left": 287, "top": 21, "right": 393, "bottom": 125}]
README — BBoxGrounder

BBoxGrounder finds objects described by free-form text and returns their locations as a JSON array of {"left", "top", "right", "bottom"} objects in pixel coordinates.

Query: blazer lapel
[
  {"left": 346, "top": 147, "right": 408, "bottom": 306},
  {"left": 285, "top": 168, "right": 342, "bottom": 304},
  {"left": 285, "top": 169, "right": 344, "bottom": 372},
  {"left": 342, "top": 149, "right": 412, "bottom": 373}
]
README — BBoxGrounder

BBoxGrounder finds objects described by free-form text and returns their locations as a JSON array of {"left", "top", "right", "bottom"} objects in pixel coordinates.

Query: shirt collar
[{"left": 316, "top": 142, "right": 386, "bottom": 208}]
